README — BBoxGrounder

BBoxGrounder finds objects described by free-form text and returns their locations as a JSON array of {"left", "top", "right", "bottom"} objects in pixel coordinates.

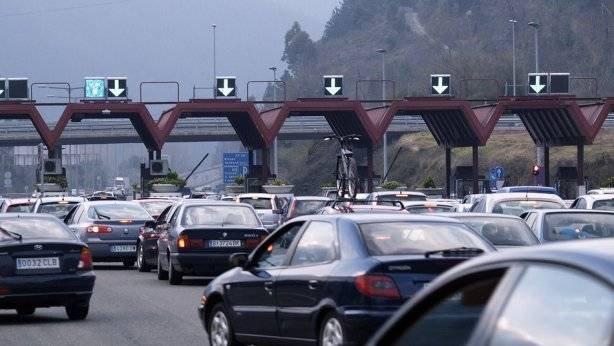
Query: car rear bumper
[
  {"left": 0, "top": 272, "right": 95, "bottom": 309},
  {"left": 141, "top": 239, "right": 158, "bottom": 264},
  {"left": 338, "top": 307, "right": 398, "bottom": 344},
  {"left": 87, "top": 240, "right": 137, "bottom": 261},
  {"left": 171, "top": 252, "right": 234, "bottom": 276}
]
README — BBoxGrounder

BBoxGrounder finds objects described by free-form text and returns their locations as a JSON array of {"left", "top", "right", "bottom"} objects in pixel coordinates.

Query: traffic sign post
[
  {"left": 528, "top": 73, "right": 548, "bottom": 95},
  {"left": 549, "top": 73, "right": 570, "bottom": 94},
  {"left": 107, "top": 77, "right": 128, "bottom": 98},
  {"left": 216, "top": 77, "right": 236, "bottom": 97},
  {"left": 0, "top": 79, "right": 5, "bottom": 100},
  {"left": 223, "top": 152, "right": 249, "bottom": 184},
  {"left": 84, "top": 77, "right": 106, "bottom": 99},
  {"left": 430, "top": 74, "right": 451, "bottom": 96},
  {"left": 324, "top": 75, "right": 343, "bottom": 96},
  {"left": 7, "top": 78, "right": 29, "bottom": 99}
]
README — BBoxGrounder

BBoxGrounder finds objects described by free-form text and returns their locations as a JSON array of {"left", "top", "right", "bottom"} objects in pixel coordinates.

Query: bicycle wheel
[
  {"left": 347, "top": 158, "right": 358, "bottom": 199},
  {"left": 335, "top": 157, "right": 345, "bottom": 198}
]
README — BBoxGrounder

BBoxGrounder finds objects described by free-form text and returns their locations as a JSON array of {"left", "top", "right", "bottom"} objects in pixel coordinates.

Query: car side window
[
  {"left": 470, "top": 198, "right": 485, "bottom": 212},
  {"left": 254, "top": 222, "right": 304, "bottom": 269},
  {"left": 488, "top": 265, "right": 613, "bottom": 346},
  {"left": 386, "top": 270, "right": 507, "bottom": 346},
  {"left": 157, "top": 205, "right": 172, "bottom": 223},
  {"left": 574, "top": 198, "right": 587, "bottom": 209},
  {"left": 290, "top": 221, "right": 336, "bottom": 266},
  {"left": 86, "top": 207, "right": 96, "bottom": 220},
  {"left": 169, "top": 207, "right": 181, "bottom": 226},
  {"left": 524, "top": 212, "right": 537, "bottom": 229}
]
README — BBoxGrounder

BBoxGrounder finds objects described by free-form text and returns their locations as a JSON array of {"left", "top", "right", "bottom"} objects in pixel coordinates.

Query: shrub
[
  {"left": 602, "top": 176, "right": 614, "bottom": 187},
  {"left": 422, "top": 176, "right": 436, "bottom": 188},
  {"left": 43, "top": 175, "right": 68, "bottom": 189},
  {"left": 234, "top": 175, "right": 245, "bottom": 185},
  {"left": 271, "top": 178, "right": 289, "bottom": 186},
  {"left": 148, "top": 171, "right": 186, "bottom": 189},
  {"left": 381, "top": 180, "right": 402, "bottom": 190}
]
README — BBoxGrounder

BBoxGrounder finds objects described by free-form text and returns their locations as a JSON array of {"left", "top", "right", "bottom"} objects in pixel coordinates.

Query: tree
[{"left": 281, "top": 22, "right": 316, "bottom": 77}]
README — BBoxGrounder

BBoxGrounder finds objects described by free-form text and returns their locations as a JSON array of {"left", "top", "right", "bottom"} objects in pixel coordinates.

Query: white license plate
[
  {"left": 209, "top": 240, "right": 242, "bottom": 248},
  {"left": 16, "top": 257, "right": 60, "bottom": 270},
  {"left": 111, "top": 245, "right": 136, "bottom": 252}
]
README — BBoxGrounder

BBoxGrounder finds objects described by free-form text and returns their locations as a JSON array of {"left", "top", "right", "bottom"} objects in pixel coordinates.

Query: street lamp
[
  {"left": 212, "top": 24, "right": 217, "bottom": 98},
  {"left": 528, "top": 22, "right": 540, "bottom": 73},
  {"left": 509, "top": 19, "right": 517, "bottom": 96},
  {"left": 269, "top": 66, "right": 278, "bottom": 176},
  {"left": 376, "top": 48, "right": 388, "bottom": 180}
]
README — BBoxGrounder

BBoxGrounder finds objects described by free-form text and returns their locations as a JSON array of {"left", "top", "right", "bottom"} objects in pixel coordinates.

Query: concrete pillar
[
  {"left": 472, "top": 145, "right": 479, "bottom": 194},
  {"left": 577, "top": 144, "right": 585, "bottom": 195},
  {"left": 543, "top": 145, "right": 550, "bottom": 187},
  {"left": 445, "top": 147, "right": 451, "bottom": 198}
]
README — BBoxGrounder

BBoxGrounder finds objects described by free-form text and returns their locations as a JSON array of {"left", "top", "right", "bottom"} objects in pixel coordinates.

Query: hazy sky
[{"left": 1, "top": 0, "right": 340, "bottom": 118}]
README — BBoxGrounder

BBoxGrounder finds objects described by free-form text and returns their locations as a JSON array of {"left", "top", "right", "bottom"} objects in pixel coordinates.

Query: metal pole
[
  {"left": 38, "top": 144, "right": 44, "bottom": 193},
  {"left": 212, "top": 24, "right": 217, "bottom": 99},
  {"left": 509, "top": 19, "right": 517, "bottom": 96},
  {"left": 472, "top": 145, "right": 479, "bottom": 194},
  {"left": 529, "top": 22, "right": 543, "bottom": 166},
  {"left": 271, "top": 67, "right": 278, "bottom": 176},
  {"left": 377, "top": 49, "right": 388, "bottom": 181},
  {"left": 445, "top": 147, "right": 451, "bottom": 198}
]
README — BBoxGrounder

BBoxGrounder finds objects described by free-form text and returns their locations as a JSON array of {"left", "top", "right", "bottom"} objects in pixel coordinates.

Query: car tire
[
  {"left": 65, "top": 302, "right": 89, "bottom": 320},
  {"left": 136, "top": 243, "right": 151, "bottom": 272},
  {"left": 208, "top": 303, "right": 241, "bottom": 346},
  {"left": 168, "top": 256, "right": 183, "bottom": 285},
  {"left": 319, "top": 312, "right": 346, "bottom": 346},
  {"left": 157, "top": 254, "right": 168, "bottom": 280},
  {"left": 16, "top": 307, "right": 35, "bottom": 316}
]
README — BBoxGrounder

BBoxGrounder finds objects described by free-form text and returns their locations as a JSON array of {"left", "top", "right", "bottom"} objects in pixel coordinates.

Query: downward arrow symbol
[
  {"left": 433, "top": 77, "right": 448, "bottom": 94},
  {"left": 0, "top": 90, "right": 3, "bottom": 96},
  {"left": 218, "top": 79, "right": 234, "bottom": 96},
  {"left": 109, "top": 80, "right": 125, "bottom": 97},
  {"left": 326, "top": 78, "right": 341, "bottom": 95},
  {"left": 530, "top": 75, "right": 545, "bottom": 93}
]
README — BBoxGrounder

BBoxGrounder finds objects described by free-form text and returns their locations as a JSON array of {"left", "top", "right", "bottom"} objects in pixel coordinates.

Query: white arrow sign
[
  {"left": 109, "top": 79, "right": 125, "bottom": 97},
  {"left": 0, "top": 90, "right": 3, "bottom": 96},
  {"left": 218, "top": 79, "right": 234, "bottom": 97},
  {"left": 433, "top": 76, "right": 449, "bottom": 94},
  {"left": 326, "top": 78, "right": 341, "bottom": 95},
  {"left": 530, "top": 75, "right": 546, "bottom": 93}
]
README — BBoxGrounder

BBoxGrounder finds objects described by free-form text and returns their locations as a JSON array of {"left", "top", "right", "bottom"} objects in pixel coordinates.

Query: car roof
[
  {"left": 37, "top": 196, "right": 85, "bottom": 203},
  {"left": 83, "top": 200, "right": 140, "bottom": 206},
  {"left": 579, "top": 194, "right": 614, "bottom": 200},
  {"left": 292, "top": 196, "right": 331, "bottom": 201},
  {"left": 370, "top": 191, "right": 426, "bottom": 196},
  {"left": 527, "top": 209, "right": 614, "bottom": 215},
  {"left": 237, "top": 193, "right": 275, "bottom": 198},
  {"left": 135, "top": 198, "right": 176, "bottom": 203},
  {"left": 435, "top": 212, "right": 524, "bottom": 220},
  {"left": 3, "top": 198, "right": 35, "bottom": 204},
  {"left": 292, "top": 213, "right": 466, "bottom": 224},
  {"left": 404, "top": 201, "right": 456, "bottom": 207},
  {"left": 175, "top": 199, "right": 249, "bottom": 207},
  {"left": 446, "top": 238, "right": 614, "bottom": 284},
  {"left": 0, "top": 213, "right": 62, "bottom": 221},
  {"left": 483, "top": 192, "right": 564, "bottom": 202}
]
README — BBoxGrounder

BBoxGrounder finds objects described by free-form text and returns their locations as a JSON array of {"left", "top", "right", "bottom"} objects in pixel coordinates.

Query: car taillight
[
  {"left": 86, "top": 225, "right": 113, "bottom": 233},
  {"left": 178, "top": 235, "right": 204, "bottom": 250},
  {"left": 355, "top": 274, "right": 401, "bottom": 299},
  {"left": 78, "top": 247, "right": 93, "bottom": 270}
]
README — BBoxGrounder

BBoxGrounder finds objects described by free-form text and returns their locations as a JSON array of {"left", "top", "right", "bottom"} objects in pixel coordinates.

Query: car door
[
  {"left": 156, "top": 206, "right": 180, "bottom": 269},
  {"left": 275, "top": 220, "right": 338, "bottom": 340},
  {"left": 225, "top": 221, "right": 305, "bottom": 338}
]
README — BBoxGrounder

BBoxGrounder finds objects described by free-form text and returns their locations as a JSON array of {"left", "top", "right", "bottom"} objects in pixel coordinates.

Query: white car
[
  {"left": 366, "top": 191, "right": 427, "bottom": 204},
  {"left": 587, "top": 188, "right": 614, "bottom": 195},
  {"left": 32, "top": 196, "right": 86, "bottom": 220},
  {"left": 469, "top": 192, "right": 566, "bottom": 216},
  {"left": 1, "top": 198, "right": 36, "bottom": 213},
  {"left": 457, "top": 194, "right": 484, "bottom": 212},
  {"left": 570, "top": 194, "right": 614, "bottom": 211},
  {"left": 235, "top": 193, "right": 286, "bottom": 231}
]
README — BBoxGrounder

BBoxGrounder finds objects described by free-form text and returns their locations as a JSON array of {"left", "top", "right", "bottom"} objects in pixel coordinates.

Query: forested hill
[{"left": 269, "top": 0, "right": 613, "bottom": 100}]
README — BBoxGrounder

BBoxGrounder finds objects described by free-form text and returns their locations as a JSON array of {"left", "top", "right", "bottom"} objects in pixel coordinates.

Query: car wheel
[
  {"left": 168, "top": 256, "right": 183, "bottom": 285},
  {"left": 208, "top": 303, "right": 241, "bottom": 346},
  {"left": 157, "top": 254, "right": 168, "bottom": 280},
  {"left": 65, "top": 302, "right": 89, "bottom": 320},
  {"left": 319, "top": 313, "right": 345, "bottom": 346},
  {"left": 136, "top": 243, "right": 151, "bottom": 272},
  {"left": 123, "top": 259, "right": 135, "bottom": 268},
  {"left": 16, "top": 307, "right": 35, "bottom": 316}
]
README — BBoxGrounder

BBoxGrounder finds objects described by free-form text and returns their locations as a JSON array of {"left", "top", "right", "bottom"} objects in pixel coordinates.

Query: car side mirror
[
  {"left": 144, "top": 220, "right": 156, "bottom": 229},
  {"left": 229, "top": 252, "right": 249, "bottom": 268}
]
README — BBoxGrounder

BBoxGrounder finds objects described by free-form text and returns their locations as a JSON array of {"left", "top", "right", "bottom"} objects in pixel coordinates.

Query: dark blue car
[{"left": 198, "top": 214, "right": 495, "bottom": 346}]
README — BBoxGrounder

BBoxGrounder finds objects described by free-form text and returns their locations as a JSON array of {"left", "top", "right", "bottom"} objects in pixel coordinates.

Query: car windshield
[
  {"left": 239, "top": 197, "right": 273, "bottom": 210},
  {"left": 0, "top": 218, "right": 73, "bottom": 240},
  {"left": 458, "top": 217, "right": 539, "bottom": 246},
  {"left": 181, "top": 205, "right": 261, "bottom": 226},
  {"left": 379, "top": 194, "right": 426, "bottom": 202},
  {"left": 90, "top": 203, "right": 151, "bottom": 220},
  {"left": 139, "top": 201, "right": 174, "bottom": 216},
  {"left": 6, "top": 203, "right": 34, "bottom": 213},
  {"left": 592, "top": 199, "right": 614, "bottom": 211},
  {"left": 492, "top": 200, "right": 563, "bottom": 216},
  {"left": 543, "top": 212, "right": 614, "bottom": 241},
  {"left": 359, "top": 222, "right": 490, "bottom": 256},
  {"left": 294, "top": 200, "right": 329, "bottom": 216},
  {"left": 406, "top": 206, "right": 455, "bottom": 214},
  {"left": 38, "top": 202, "right": 79, "bottom": 219}
]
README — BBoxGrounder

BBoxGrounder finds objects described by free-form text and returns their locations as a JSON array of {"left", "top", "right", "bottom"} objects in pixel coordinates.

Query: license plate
[
  {"left": 16, "top": 257, "right": 60, "bottom": 270},
  {"left": 111, "top": 245, "right": 136, "bottom": 252},
  {"left": 208, "top": 240, "right": 242, "bottom": 248}
]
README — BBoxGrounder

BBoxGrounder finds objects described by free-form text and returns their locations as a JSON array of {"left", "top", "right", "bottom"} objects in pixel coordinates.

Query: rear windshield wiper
[
  {"left": 424, "top": 247, "right": 484, "bottom": 258},
  {"left": 96, "top": 213, "right": 112, "bottom": 220},
  {"left": 0, "top": 227, "right": 23, "bottom": 242}
]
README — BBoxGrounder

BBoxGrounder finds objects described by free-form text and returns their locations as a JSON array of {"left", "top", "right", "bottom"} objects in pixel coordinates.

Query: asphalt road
[{"left": 0, "top": 264, "right": 211, "bottom": 346}]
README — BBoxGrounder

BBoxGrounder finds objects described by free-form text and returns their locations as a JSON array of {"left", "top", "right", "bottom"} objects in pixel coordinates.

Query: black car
[
  {"left": 136, "top": 203, "right": 177, "bottom": 272},
  {"left": 0, "top": 214, "right": 95, "bottom": 319},
  {"left": 64, "top": 201, "right": 153, "bottom": 267},
  {"left": 198, "top": 214, "right": 495, "bottom": 346},
  {"left": 369, "top": 238, "right": 614, "bottom": 346},
  {"left": 156, "top": 200, "right": 268, "bottom": 285}
]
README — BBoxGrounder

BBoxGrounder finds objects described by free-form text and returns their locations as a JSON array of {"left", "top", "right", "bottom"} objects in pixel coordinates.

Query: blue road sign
[
  {"left": 223, "top": 152, "right": 249, "bottom": 184},
  {"left": 85, "top": 77, "right": 105, "bottom": 98}
]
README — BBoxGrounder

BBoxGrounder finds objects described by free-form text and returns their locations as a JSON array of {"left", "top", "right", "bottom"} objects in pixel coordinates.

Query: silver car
[
  {"left": 63, "top": 201, "right": 153, "bottom": 267},
  {"left": 521, "top": 209, "right": 614, "bottom": 243}
]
